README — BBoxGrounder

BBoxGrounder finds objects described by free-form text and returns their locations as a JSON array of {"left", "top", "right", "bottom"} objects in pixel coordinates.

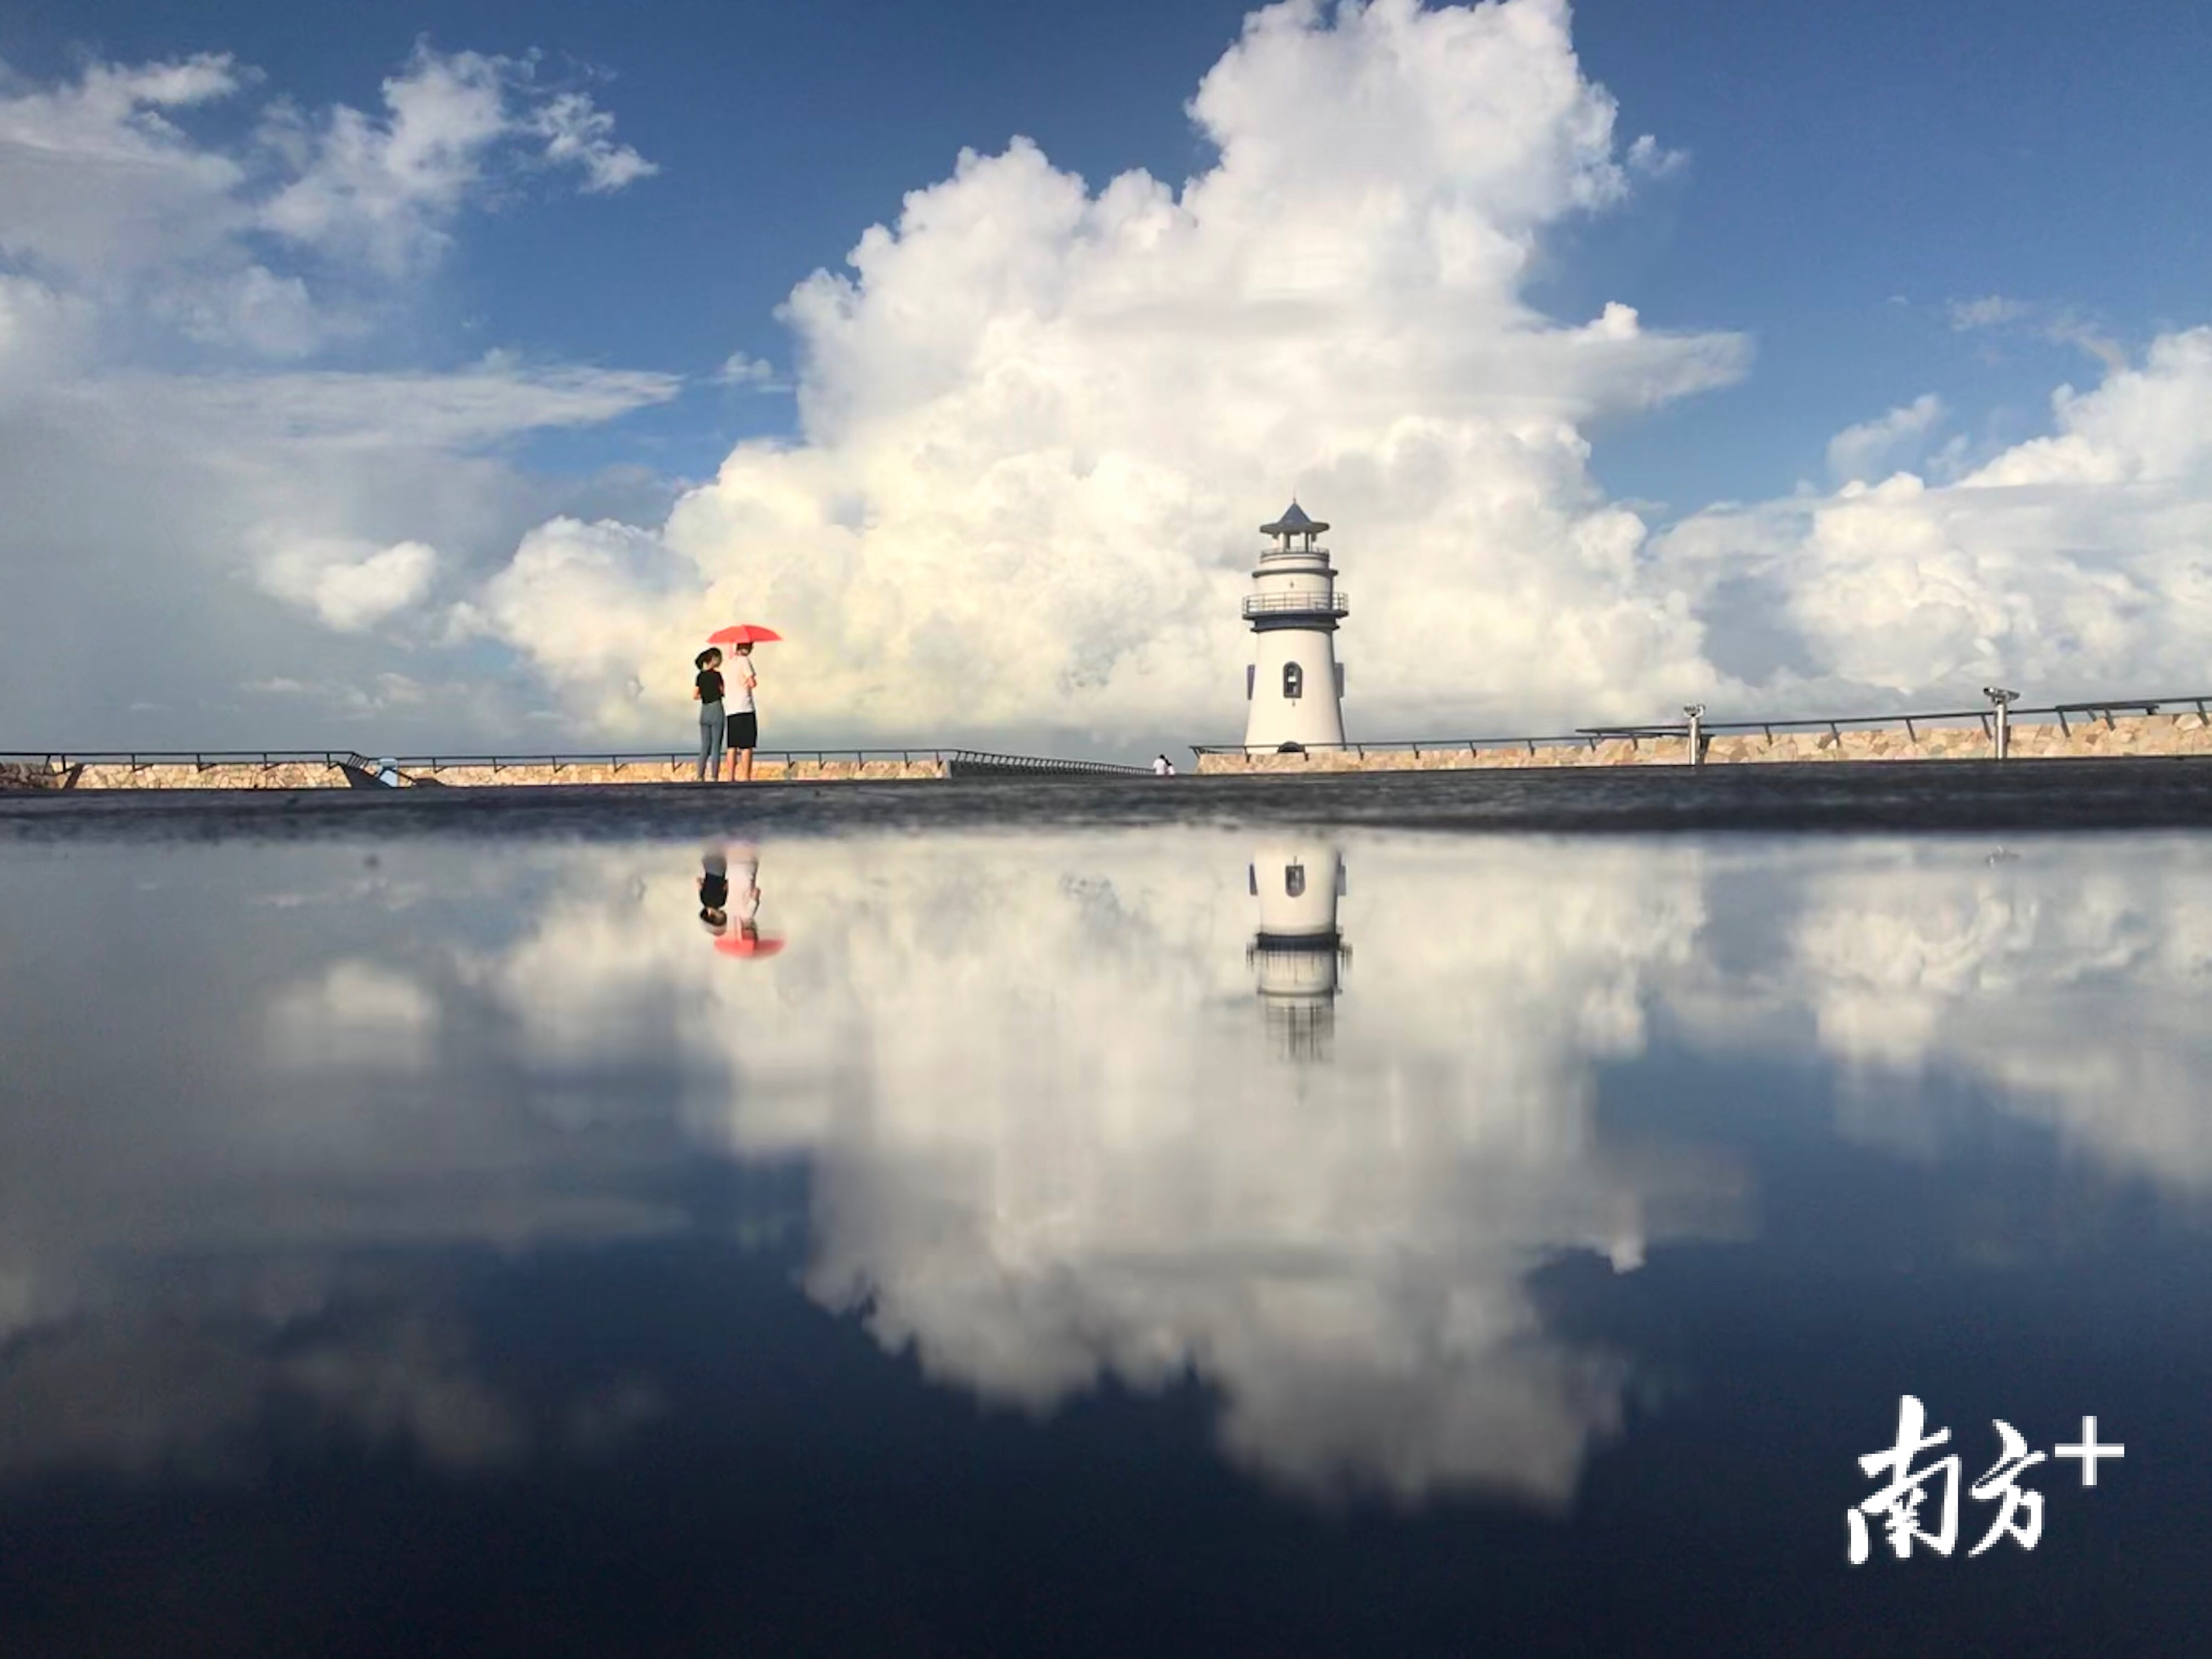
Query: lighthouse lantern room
[{"left": 1243, "top": 501, "right": 1348, "bottom": 751}]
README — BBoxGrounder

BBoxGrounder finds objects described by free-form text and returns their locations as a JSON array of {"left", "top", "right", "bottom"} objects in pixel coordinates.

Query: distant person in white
[{"left": 1152, "top": 754, "right": 1174, "bottom": 776}]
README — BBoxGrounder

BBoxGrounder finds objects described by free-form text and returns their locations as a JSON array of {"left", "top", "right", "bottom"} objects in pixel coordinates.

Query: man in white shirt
[{"left": 725, "top": 644, "right": 760, "bottom": 781}]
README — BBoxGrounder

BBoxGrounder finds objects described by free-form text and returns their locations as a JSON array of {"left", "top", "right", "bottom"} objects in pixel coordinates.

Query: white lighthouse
[
  {"left": 1248, "top": 842, "right": 1349, "bottom": 1060},
  {"left": 1243, "top": 502, "right": 1348, "bottom": 752}
]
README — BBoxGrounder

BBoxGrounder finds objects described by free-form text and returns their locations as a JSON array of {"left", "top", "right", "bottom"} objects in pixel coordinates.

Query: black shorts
[{"left": 725, "top": 711, "right": 758, "bottom": 749}]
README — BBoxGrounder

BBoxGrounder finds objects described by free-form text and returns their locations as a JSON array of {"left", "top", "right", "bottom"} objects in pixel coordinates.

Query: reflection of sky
[{"left": 3, "top": 830, "right": 2210, "bottom": 1506}]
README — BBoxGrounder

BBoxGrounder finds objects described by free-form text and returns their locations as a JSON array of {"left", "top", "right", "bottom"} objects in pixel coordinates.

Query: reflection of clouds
[
  {"left": 0, "top": 845, "right": 689, "bottom": 1483},
  {"left": 1, "top": 1215, "right": 677, "bottom": 1481},
  {"left": 0, "top": 1258, "right": 662, "bottom": 1479},
  {"left": 268, "top": 958, "right": 440, "bottom": 1069},
  {"left": 0, "top": 1266, "right": 33, "bottom": 1345},
  {"left": 1751, "top": 842, "right": 2212, "bottom": 1185},
  {"left": 486, "top": 834, "right": 1745, "bottom": 1506},
  {"left": 15, "top": 829, "right": 2212, "bottom": 1502}
]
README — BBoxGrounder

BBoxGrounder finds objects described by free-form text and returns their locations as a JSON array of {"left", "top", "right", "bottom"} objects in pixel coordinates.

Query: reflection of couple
[
  {"left": 699, "top": 845, "right": 781, "bottom": 956},
  {"left": 698, "top": 846, "right": 760, "bottom": 933}
]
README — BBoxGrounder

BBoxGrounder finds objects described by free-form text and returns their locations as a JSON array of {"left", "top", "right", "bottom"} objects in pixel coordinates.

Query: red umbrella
[
  {"left": 714, "top": 933, "right": 786, "bottom": 958},
  {"left": 708, "top": 624, "right": 782, "bottom": 646}
]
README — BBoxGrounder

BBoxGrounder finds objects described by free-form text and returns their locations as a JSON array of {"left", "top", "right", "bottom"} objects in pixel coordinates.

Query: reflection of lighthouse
[
  {"left": 1243, "top": 503, "right": 1348, "bottom": 751},
  {"left": 1248, "top": 842, "right": 1349, "bottom": 1060}
]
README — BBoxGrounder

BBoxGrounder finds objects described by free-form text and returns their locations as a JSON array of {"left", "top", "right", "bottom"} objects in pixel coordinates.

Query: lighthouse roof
[{"left": 1261, "top": 501, "right": 1328, "bottom": 537}]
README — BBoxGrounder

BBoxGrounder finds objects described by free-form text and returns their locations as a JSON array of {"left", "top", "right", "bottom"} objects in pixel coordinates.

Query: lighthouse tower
[
  {"left": 1247, "top": 841, "right": 1349, "bottom": 1061},
  {"left": 1243, "top": 502, "right": 1348, "bottom": 752}
]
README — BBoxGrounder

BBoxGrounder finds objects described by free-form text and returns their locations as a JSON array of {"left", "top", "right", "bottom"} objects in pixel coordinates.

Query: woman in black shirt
[
  {"left": 698, "top": 849, "right": 730, "bottom": 927},
  {"left": 694, "top": 648, "right": 726, "bottom": 780}
]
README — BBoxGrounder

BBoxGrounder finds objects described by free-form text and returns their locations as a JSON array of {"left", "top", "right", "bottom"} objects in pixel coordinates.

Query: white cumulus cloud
[
  {"left": 21, "top": 1, "right": 2212, "bottom": 753},
  {"left": 1661, "top": 328, "right": 2212, "bottom": 701},
  {"left": 1, "top": 42, "right": 653, "bottom": 348},
  {"left": 259, "top": 43, "right": 656, "bottom": 276},
  {"left": 258, "top": 537, "right": 441, "bottom": 631},
  {"left": 714, "top": 351, "right": 785, "bottom": 390},
  {"left": 472, "top": 0, "right": 1750, "bottom": 743},
  {"left": 0, "top": 51, "right": 249, "bottom": 280},
  {"left": 0, "top": 42, "right": 670, "bottom": 747},
  {"left": 1826, "top": 392, "right": 1944, "bottom": 485},
  {"left": 1948, "top": 295, "right": 2034, "bottom": 332}
]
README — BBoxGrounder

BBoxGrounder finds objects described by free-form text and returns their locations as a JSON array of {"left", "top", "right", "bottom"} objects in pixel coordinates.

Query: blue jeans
[{"left": 697, "top": 703, "right": 726, "bottom": 778}]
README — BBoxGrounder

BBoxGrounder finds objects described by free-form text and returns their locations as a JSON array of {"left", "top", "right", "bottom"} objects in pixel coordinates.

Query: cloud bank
[
  {"left": 471, "top": 0, "right": 1750, "bottom": 742},
  {"left": 468, "top": 0, "right": 2212, "bottom": 748},
  {"left": 1, "top": 41, "right": 651, "bottom": 345},
  {"left": 13, "top": 0, "right": 2212, "bottom": 754},
  {"left": 0, "top": 40, "right": 667, "bottom": 748},
  {"left": 1660, "top": 329, "right": 2212, "bottom": 699}
]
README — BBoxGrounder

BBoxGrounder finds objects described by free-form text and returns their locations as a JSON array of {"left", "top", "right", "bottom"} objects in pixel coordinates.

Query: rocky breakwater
[
  {"left": 404, "top": 757, "right": 950, "bottom": 785},
  {"left": 1, "top": 759, "right": 352, "bottom": 791},
  {"left": 1194, "top": 709, "right": 2212, "bottom": 775},
  {"left": 2, "top": 754, "right": 957, "bottom": 791}
]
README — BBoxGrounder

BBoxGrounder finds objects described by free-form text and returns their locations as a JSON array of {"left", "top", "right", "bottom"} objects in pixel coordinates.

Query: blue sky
[
  {"left": 5, "top": 0, "right": 2212, "bottom": 752},
  {"left": 13, "top": 0, "right": 2203, "bottom": 498}
]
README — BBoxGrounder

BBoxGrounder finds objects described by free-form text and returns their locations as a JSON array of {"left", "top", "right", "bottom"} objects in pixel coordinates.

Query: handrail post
[
  {"left": 1984, "top": 687, "right": 2018, "bottom": 760},
  {"left": 1684, "top": 704, "right": 1705, "bottom": 768}
]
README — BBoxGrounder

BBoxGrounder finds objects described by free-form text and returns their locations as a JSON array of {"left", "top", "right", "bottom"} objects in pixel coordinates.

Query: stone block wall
[
  {"left": 404, "top": 757, "right": 949, "bottom": 786},
  {"left": 1194, "top": 710, "right": 2212, "bottom": 775},
  {"left": 49, "top": 761, "right": 351, "bottom": 790},
  {"left": 2, "top": 755, "right": 954, "bottom": 792},
  {"left": 20, "top": 709, "right": 2212, "bottom": 793}
]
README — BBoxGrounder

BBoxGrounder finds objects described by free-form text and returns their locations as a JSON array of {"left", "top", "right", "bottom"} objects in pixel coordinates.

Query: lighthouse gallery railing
[{"left": 1241, "top": 590, "right": 1349, "bottom": 619}]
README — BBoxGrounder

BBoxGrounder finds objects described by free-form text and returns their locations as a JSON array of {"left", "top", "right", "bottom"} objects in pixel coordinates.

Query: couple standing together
[{"left": 694, "top": 644, "right": 759, "bottom": 781}]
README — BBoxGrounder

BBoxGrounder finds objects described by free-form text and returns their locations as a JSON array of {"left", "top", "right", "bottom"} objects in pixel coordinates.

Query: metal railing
[
  {"left": 14, "top": 692, "right": 2204, "bottom": 783},
  {"left": 1189, "top": 692, "right": 2212, "bottom": 759},
  {"left": 1241, "top": 591, "right": 1350, "bottom": 619},
  {"left": 941, "top": 750, "right": 1150, "bottom": 776}
]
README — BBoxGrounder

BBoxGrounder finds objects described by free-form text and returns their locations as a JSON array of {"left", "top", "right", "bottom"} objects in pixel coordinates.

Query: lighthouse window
[
  {"left": 1282, "top": 663, "right": 1303, "bottom": 700},
  {"left": 1284, "top": 864, "right": 1306, "bottom": 898}
]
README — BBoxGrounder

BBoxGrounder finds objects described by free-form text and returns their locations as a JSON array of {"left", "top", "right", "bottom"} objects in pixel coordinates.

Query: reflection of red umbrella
[
  {"left": 708, "top": 624, "right": 782, "bottom": 646},
  {"left": 714, "top": 934, "right": 786, "bottom": 958}
]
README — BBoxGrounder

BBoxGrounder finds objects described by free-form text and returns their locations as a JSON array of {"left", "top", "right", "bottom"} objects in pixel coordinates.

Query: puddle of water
[{"left": 2, "top": 828, "right": 2207, "bottom": 1653}]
